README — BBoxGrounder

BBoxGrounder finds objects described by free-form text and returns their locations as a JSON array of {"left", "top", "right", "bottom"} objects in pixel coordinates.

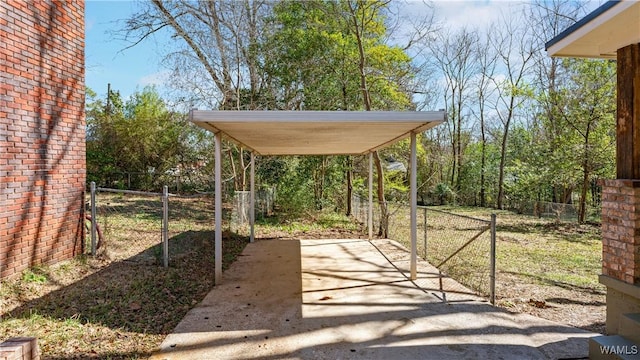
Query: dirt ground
[{"left": 496, "top": 272, "right": 605, "bottom": 334}]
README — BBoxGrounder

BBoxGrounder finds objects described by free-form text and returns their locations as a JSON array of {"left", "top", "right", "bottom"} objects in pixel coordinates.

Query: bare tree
[
  {"left": 429, "top": 27, "right": 479, "bottom": 192},
  {"left": 125, "top": 0, "right": 271, "bottom": 109},
  {"left": 121, "top": 0, "right": 271, "bottom": 190},
  {"left": 491, "top": 12, "right": 536, "bottom": 210},
  {"left": 471, "top": 25, "right": 498, "bottom": 207}
]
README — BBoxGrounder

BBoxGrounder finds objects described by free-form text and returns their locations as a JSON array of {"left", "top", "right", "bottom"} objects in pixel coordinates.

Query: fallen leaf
[{"left": 528, "top": 299, "right": 547, "bottom": 308}]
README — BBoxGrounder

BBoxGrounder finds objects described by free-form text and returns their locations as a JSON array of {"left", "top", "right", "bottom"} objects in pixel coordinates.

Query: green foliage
[
  {"left": 21, "top": 268, "right": 47, "bottom": 284},
  {"left": 256, "top": 0, "right": 417, "bottom": 216},
  {"left": 269, "top": 156, "right": 346, "bottom": 216},
  {"left": 113, "top": 1, "right": 617, "bottom": 221},
  {"left": 262, "top": 0, "right": 413, "bottom": 111},
  {"left": 433, "top": 183, "right": 456, "bottom": 205},
  {"left": 458, "top": 142, "right": 500, "bottom": 206},
  {"left": 86, "top": 86, "right": 213, "bottom": 192}
]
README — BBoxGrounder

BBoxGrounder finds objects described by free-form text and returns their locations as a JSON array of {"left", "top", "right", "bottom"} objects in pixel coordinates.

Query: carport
[{"left": 188, "top": 110, "right": 445, "bottom": 284}]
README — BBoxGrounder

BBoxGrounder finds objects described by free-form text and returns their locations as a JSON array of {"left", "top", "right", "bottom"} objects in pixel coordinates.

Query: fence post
[
  {"left": 490, "top": 213, "right": 497, "bottom": 305},
  {"left": 162, "top": 185, "right": 169, "bottom": 268},
  {"left": 90, "top": 182, "right": 97, "bottom": 256},
  {"left": 423, "top": 207, "right": 427, "bottom": 260}
]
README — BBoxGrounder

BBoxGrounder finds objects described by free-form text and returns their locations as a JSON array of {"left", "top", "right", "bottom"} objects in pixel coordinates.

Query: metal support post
[
  {"left": 250, "top": 152, "right": 255, "bottom": 243},
  {"left": 490, "top": 213, "right": 497, "bottom": 305},
  {"left": 423, "top": 207, "right": 427, "bottom": 260},
  {"left": 90, "top": 182, "right": 97, "bottom": 256},
  {"left": 368, "top": 152, "right": 373, "bottom": 240},
  {"left": 214, "top": 132, "right": 223, "bottom": 284},
  {"left": 410, "top": 132, "right": 417, "bottom": 280},
  {"left": 162, "top": 185, "right": 169, "bottom": 268}
]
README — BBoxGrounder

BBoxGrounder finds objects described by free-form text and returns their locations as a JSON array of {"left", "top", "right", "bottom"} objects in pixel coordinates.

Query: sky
[
  {"left": 85, "top": 0, "right": 600, "bottom": 103},
  {"left": 85, "top": 1, "right": 170, "bottom": 100}
]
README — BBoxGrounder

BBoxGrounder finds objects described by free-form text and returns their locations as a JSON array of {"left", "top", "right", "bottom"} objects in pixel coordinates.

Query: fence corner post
[
  {"left": 490, "top": 213, "right": 497, "bottom": 305},
  {"left": 90, "top": 181, "right": 97, "bottom": 256},
  {"left": 162, "top": 185, "right": 169, "bottom": 268}
]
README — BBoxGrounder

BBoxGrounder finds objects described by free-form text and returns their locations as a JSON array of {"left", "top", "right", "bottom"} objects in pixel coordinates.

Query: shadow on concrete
[{"left": 149, "top": 238, "right": 595, "bottom": 360}]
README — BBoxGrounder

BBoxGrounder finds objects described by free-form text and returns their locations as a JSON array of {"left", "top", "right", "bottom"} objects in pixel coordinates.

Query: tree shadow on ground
[
  {"left": 4, "top": 230, "right": 248, "bottom": 358},
  {"left": 497, "top": 222, "right": 599, "bottom": 245},
  {"left": 502, "top": 271, "right": 606, "bottom": 296}
]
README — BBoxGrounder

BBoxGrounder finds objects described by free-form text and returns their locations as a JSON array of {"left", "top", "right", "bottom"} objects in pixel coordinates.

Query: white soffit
[
  {"left": 189, "top": 110, "right": 444, "bottom": 156},
  {"left": 546, "top": 0, "right": 640, "bottom": 59}
]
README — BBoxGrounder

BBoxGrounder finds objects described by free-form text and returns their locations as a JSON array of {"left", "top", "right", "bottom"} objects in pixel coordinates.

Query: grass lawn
[{"left": 434, "top": 206, "right": 602, "bottom": 289}]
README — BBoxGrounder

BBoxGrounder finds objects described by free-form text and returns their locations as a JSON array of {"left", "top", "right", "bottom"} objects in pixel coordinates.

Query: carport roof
[{"left": 189, "top": 110, "right": 445, "bottom": 156}]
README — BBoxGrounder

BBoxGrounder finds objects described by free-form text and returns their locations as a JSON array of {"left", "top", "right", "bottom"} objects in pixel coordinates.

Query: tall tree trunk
[
  {"left": 373, "top": 151, "right": 388, "bottom": 237},
  {"left": 456, "top": 122, "right": 462, "bottom": 192},
  {"left": 480, "top": 124, "right": 487, "bottom": 208},
  {"left": 348, "top": 0, "right": 388, "bottom": 237},
  {"left": 578, "top": 125, "right": 592, "bottom": 224},
  {"left": 228, "top": 148, "right": 238, "bottom": 191},
  {"left": 579, "top": 164, "right": 589, "bottom": 224},
  {"left": 240, "top": 147, "right": 246, "bottom": 191},
  {"left": 497, "top": 111, "right": 512, "bottom": 210},
  {"left": 449, "top": 96, "right": 457, "bottom": 188}
]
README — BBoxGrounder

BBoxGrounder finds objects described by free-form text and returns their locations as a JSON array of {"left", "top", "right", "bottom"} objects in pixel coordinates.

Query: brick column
[{"left": 602, "top": 180, "right": 640, "bottom": 284}]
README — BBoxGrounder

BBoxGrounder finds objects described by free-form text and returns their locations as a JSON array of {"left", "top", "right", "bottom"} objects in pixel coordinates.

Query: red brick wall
[
  {"left": 0, "top": 1, "right": 85, "bottom": 278},
  {"left": 601, "top": 180, "right": 640, "bottom": 284}
]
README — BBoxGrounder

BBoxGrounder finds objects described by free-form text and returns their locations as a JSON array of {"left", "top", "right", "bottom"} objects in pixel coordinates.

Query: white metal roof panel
[{"left": 189, "top": 110, "right": 444, "bottom": 156}]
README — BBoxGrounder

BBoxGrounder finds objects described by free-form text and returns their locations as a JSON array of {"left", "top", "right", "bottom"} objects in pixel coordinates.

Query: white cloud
[
  {"left": 138, "top": 71, "right": 171, "bottom": 87},
  {"left": 433, "top": 0, "right": 525, "bottom": 31}
]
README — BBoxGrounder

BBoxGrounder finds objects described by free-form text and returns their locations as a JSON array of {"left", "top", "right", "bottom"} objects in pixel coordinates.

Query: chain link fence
[
  {"left": 232, "top": 187, "right": 276, "bottom": 229},
  {"left": 86, "top": 185, "right": 219, "bottom": 265},
  {"left": 352, "top": 195, "right": 496, "bottom": 302},
  {"left": 506, "top": 200, "right": 600, "bottom": 223},
  {"left": 423, "top": 208, "right": 494, "bottom": 300},
  {"left": 86, "top": 183, "right": 276, "bottom": 266}
]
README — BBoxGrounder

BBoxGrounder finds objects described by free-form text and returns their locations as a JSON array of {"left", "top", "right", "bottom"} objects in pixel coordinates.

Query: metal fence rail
[{"left": 352, "top": 195, "right": 497, "bottom": 304}]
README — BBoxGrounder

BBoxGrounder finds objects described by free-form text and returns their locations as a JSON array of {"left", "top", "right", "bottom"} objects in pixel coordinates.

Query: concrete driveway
[{"left": 149, "top": 238, "right": 595, "bottom": 360}]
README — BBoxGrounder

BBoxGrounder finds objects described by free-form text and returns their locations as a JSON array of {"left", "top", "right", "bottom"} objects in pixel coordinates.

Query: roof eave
[{"left": 545, "top": 0, "right": 640, "bottom": 59}]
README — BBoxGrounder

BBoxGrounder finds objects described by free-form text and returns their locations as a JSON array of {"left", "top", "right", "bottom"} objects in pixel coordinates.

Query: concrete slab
[{"left": 149, "top": 238, "right": 596, "bottom": 360}]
